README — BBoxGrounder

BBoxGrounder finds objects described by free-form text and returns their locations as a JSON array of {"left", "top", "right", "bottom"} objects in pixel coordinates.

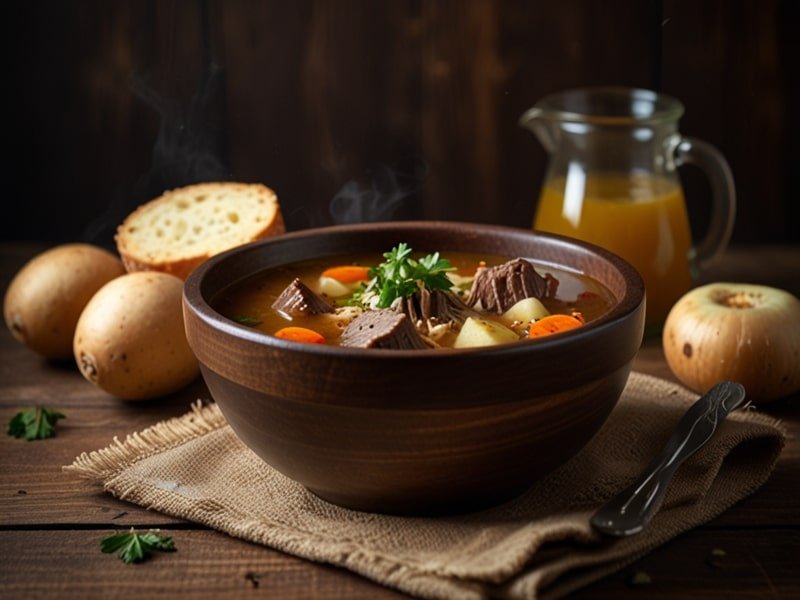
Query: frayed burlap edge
[{"left": 64, "top": 401, "right": 227, "bottom": 481}]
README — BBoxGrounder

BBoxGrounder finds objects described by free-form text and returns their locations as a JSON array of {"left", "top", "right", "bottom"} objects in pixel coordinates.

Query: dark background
[{"left": 4, "top": 0, "right": 799, "bottom": 248}]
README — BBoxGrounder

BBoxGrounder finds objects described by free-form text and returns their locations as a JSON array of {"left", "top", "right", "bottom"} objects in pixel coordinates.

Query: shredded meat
[
  {"left": 466, "top": 258, "right": 549, "bottom": 314},
  {"left": 395, "top": 288, "right": 479, "bottom": 333},
  {"left": 271, "top": 278, "right": 335, "bottom": 319}
]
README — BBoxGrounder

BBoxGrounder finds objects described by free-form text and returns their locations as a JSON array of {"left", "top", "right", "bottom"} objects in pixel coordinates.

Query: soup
[{"left": 214, "top": 246, "right": 615, "bottom": 349}]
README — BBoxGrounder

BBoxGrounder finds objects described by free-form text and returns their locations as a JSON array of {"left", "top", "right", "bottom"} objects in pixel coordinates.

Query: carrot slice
[
  {"left": 274, "top": 327, "right": 326, "bottom": 344},
  {"left": 321, "top": 265, "right": 370, "bottom": 284},
  {"left": 527, "top": 314, "right": 584, "bottom": 338}
]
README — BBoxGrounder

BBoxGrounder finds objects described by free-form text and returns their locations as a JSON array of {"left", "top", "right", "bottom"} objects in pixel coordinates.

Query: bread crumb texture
[{"left": 116, "top": 182, "right": 284, "bottom": 279}]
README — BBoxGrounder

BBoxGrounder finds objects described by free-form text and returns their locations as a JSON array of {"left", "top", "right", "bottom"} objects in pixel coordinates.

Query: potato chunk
[
  {"left": 318, "top": 276, "right": 352, "bottom": 298},
  {"left": 454, "top": 317, "right": 519, "bottom": 348},
  {"left": 501, "top": 297, "right": 550, "bottom": 325}
]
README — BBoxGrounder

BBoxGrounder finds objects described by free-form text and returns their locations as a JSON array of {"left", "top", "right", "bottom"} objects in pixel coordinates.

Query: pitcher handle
[{"left": 673, "top": 137, "right": 736, "bottom": 271}]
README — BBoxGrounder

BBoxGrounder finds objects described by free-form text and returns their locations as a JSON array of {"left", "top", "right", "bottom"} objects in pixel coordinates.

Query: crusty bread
[{"left": 115, "top": 182, "right": 285, "bottom": 280}]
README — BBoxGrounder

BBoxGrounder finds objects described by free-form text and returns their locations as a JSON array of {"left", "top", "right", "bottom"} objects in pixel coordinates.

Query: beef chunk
[
  {"left": 340, "top": 310, "right": 428, "bottom": 350},
  {"left": 396, "top": 288, "right": 478, "bottom": 329},
  {"left": 466, "top": 258, "right": 548, "bottom": 314},
  {"left": 271, "top": 278, "right": 335, "bottom": 319}
]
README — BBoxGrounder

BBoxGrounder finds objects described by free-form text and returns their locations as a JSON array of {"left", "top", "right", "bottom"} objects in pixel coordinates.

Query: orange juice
[{"left": 534, "top": 173, "right": 692, "bottom": 327}]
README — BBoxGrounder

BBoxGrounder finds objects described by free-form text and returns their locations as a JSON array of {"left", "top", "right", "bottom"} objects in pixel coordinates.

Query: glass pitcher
[{"left": 520, "top": 87, "right": 735, "bottom": 330}]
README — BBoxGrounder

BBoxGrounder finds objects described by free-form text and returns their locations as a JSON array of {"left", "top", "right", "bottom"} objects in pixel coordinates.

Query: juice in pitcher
[{"left": 534, "top": 173, "right": 692, "bottom": 326}]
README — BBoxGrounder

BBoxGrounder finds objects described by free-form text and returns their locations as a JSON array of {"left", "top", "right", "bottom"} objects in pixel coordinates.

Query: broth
[
  {"left": 535, "top": 174, "right": 692, "bottom": 325},
  {"left": 214, "top": 251, "right": 616, "bottom": 348}
]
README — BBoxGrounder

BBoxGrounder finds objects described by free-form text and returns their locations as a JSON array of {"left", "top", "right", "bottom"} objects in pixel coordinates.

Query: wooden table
[{"left": 1, "top": 243, "right": 798, "bottom": 598}]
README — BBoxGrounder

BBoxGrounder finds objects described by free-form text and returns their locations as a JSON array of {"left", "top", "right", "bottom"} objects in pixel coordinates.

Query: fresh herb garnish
[
  {"left": 356, "top": 243, "right": 454, "bottom": 309},
  {"left": 7, "top": 406, "right": 66, "bottom": 441},
  {"left": 232, "top": 315, "right": 262, "bottom": 326},
  {"left": 100, "top": 528, "right": 176, "bottom": 564}
]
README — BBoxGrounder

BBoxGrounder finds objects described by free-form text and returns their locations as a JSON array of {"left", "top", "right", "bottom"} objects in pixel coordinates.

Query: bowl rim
[{"left": 183, "top": 220, "right": 645, "bottom": 359}]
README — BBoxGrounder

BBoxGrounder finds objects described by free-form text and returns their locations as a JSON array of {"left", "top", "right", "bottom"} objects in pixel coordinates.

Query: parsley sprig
[
  {"left": 7, "top": 406, "right": 66, "bottom": 441},
  {"left": 354, "top": 243, "right": 454, "bottom": 309},
  {"left": 101, "top": 528, "right": 176, "bottom": 564}
]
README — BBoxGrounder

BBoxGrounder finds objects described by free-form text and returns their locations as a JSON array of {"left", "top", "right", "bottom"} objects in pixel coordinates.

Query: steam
[
  {"left": 329, "top": 158, "right": 427, "bottom": 224},
  {"left": 133, "top": 63, "right": 229, "bottom": 192},
  {"left": 83, "top": 63, "right": 228, "bottom": 245}
]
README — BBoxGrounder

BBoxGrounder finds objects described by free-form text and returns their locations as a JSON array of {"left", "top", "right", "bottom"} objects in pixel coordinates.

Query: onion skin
[{"left": 662, "top": 283, "right": 800, "bottom": 402}]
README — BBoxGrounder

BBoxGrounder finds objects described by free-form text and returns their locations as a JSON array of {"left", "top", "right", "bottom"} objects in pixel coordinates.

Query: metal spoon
[{"left": 591, "top": 380, "right": 747, "bottom": 537}]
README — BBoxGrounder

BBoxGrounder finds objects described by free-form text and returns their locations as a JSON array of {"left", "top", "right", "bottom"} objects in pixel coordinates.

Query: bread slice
[{"left": 116, "top": 182, "right": 285, "bottom": 280}]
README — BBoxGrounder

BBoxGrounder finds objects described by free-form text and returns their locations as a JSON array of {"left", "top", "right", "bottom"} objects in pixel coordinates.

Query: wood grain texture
[
  {"left": 0, "top": 529, "right": 411, "bottom": 599},
  {"left": 662, "top": 0, "right": 800, "bottom": 244},
  {"left": 1, "top": 243, "right": 799, "bottom": 597},
  {"left": 0, "top": 401, "right": 198, "bottom": 528},
  {"left": 570, "top": 528, "right": 800, "bottom": 599},
  {"left": 0, "top": 528, "right": 797, "bottom": 598},
  {"left": 7, "top": 1, "right": 798, "bottom": 244}
]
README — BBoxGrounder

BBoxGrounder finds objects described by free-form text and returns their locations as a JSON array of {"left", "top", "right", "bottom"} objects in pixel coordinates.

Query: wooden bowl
[{"left": 183, "top": 222, "right": 645, "bottom": 515}]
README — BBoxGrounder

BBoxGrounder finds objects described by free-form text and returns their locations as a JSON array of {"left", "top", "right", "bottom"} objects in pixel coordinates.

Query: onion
[{"left": 662, "top": 283, "right": 800, "bottom": 402}]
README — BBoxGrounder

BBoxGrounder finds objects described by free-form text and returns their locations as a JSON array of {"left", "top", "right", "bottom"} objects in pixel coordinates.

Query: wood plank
[
  {"left": 7, "top": 2, "right": 153, "bottom": 246},
  {"left": 0, "top": 329, "right": 211, "bottom": 409},
  {"left": 7, "top": 2, "right": 798, "bottom": 244},
  {"left": 0, "top": 529, "right": 411, "bottom": 599},
  {"left": 696, "top": 246, "right": 800, "bottom": 297},
  {"left": 224, "top": 0, "right": 661, "bottom": 230},
  {"left": 662, "top": 0, "right": 799, "bottom": 244},
  {"left": 420, "top": 0, "right": 661, "bottom": 226},
  {"left": 571, "top": 528, "right": 800, "bottom": 598},
  {"left": 0, "top": 402, "right": 198, "bottom": 527},
  {"left": 223, "top": 0, "right": 424, "bottom": 230},
  {"left": 0, "top": 528, "right": 797, "bottom": 598}
]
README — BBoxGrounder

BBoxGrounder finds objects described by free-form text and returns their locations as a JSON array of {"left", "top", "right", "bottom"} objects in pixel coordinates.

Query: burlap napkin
[{"left": 66, "top": 372, "right": 785, "bottom": 599}]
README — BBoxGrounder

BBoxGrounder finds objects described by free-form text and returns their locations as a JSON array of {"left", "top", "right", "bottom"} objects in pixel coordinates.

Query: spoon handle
[{"left": 590, "top": 380, "right": 747, "bottom": 537}]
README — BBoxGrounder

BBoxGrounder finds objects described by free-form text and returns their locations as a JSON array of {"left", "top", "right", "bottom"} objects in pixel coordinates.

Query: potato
[
  {"left": 454, "top": 317, "right": 520, "bottom": 348},
  {"left": 501, "top": 297, "right": 550, "bottom": 324},
  {"left": 318, "top": 276, "right": 352, "bottom": 298},
  {"left": 74, "top": 272, "right": 199, "bottom": 400},
  {"left": 4, "top": 244, "right": 125, "bottom": 358}
]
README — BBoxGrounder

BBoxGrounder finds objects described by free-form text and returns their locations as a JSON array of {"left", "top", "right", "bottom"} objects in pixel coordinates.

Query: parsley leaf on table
[
  {"left": 7, "top": 406, "right": 66, "bottom": 441},
  {"left": 100, "top": 528, "right": 176, "bottom": 564}
]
